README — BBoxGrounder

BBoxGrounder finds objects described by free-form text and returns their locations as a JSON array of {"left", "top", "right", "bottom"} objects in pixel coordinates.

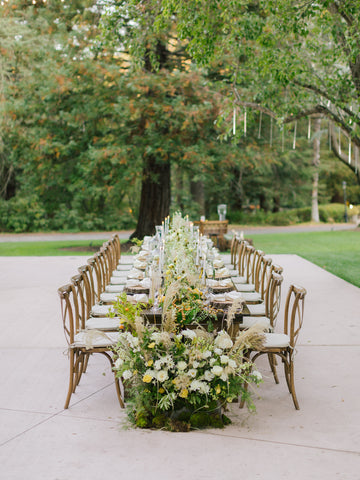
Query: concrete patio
[{"left": 0, "top": 252, "right": 359, "bottom": 479}]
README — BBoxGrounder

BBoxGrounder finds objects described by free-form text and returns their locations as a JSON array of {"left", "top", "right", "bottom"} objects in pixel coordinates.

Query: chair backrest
[
  {"left": 249, "top": 249, "right": 264, "bottom": 287},
  {"left": 71, "top": 273, "right": 91, "bottom": 325},
  {"left": 284, "top": 284, "right": 307, "bottom": 348},
  {"left": 236, "top": 240, "right": 248, "bottom": 277},
  {"left": 230, "top": 235, "right": 241, "bottom": 267},
  {"left": 58, "top": 283, "right": 81, "bottom": 345},
  {"left": 77, "top": 264, "right": 96, "bottom": 312},
  {"left": 255, "top": 255, "right": 272, "bottom": 294},
  {"left": 265, "top": 271, "right": 283, "bottom": 326},
  {"left": 111, "top": 234, "right": 121, "bottom": 265}
]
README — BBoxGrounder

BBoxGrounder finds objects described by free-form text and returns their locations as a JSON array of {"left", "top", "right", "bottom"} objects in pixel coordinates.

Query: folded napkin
[
  {"left": 210, "top": 291, "right": 245, "bottom": 303},
  {"left": 133, "top": 259, "right": 147, "bottom": 269},
  {"left": 127, "top": 293, "right": 149, "bottom": 304},
  {"left": 207, "top": 279, "right": 233, "bottom": 288},
  {"left": 213, "top": 259, "right": 225, "bottom": 269},
  {"left": 127, "top": 268, "right": 144, "bottom": 280},
  {"left": 135, "top": 250, "right": 150, "bottom": 261},
  {"left": 126, "top": 278, "right": 151, "bottom": 289}
]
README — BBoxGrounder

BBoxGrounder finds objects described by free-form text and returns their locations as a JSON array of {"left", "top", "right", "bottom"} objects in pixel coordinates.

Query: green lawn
[
  {"left": 250, "top": 230, "right": 360, "bottom": 288},
  {"left": 0, "top": 240, "right": 105, "bottom": 256}
]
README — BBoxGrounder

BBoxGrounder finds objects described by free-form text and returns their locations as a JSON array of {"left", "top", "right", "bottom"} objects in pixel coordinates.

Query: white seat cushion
[
  {"left": 232, "top": 276, "right": 247, "bottom": 284},
  {"left": 112, "top": 270, "right": 129, "bottom": 278},
  {"left": 105, "top": 285, "right": 125, "bottom": 293},
  {"left": 116, "top": 264, "right": 132, "bottom": 271},
  {"left": 118, "top": 256, "right": 135, "bottom": 265},
  {"left": 240, "top": 292, "right": 262, "bottom": 302},
  {"left": 110, "top": 276, "right": 127, "bottom": 285},
  {"left": 247, "top": 303, "right": 266, "bottom": 316},
  {"left": 91, "top": 304, "right": 114, "bottom": 317},
  {"left": 72, "top": 330, "right": 121, "bottom": 348},
  {"left": 236, "top": 283, "right": 255, "bottom": 292},
  {"left": 263, "top": 333, "right": 290, "bottom": 349},
  {"left": 85, "top": 317, "right": 121, "bottom": 331},
  {"left": 241, "top": 316, "right": 270, "bottom": 329},
  {"left": 100, "top": 292, "right": 121, "bottom": 303}
]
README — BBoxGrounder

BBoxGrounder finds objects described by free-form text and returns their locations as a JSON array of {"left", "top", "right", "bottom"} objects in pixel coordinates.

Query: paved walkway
[
  {"left": 0, "top": 253, "right": 359, "bottom": 479},
  {"left": 0, "top": 222, "right": 357, "bottom": 242}
]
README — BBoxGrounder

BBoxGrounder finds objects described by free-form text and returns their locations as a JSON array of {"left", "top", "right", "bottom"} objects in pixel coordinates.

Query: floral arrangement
[
  {"left": 112, "top": 213, "right": 265, "bottom": 431},
  {"left": 114, "top": 321, "right": 264, "bottom": 431}
]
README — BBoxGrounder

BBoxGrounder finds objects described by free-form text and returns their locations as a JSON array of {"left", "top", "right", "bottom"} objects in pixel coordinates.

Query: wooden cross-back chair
[
  {"left": 58, "top": 283, "right": 124, "bottom": 410},
  {"left": 241, "top": 271, "right": 283, "bottom": 330},
  {"left": 242, "top": 284, "right": 307, "bottom": 410}
]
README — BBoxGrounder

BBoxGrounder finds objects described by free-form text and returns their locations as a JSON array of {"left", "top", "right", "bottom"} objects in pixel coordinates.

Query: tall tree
[{"left": 138, "top": 0, "right": 360, "bottom": 183}]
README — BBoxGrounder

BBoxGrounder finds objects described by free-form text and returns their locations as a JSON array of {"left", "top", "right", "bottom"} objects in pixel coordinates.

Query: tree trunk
[
  {"left": 130, "top": 156, "right": 171, "bottom": 239},
  {"left": 190, "top": 180, "right": 205, "bottom": 216},
  {"left": 311, "top": 117, "right": 321, "bottom": 223}
]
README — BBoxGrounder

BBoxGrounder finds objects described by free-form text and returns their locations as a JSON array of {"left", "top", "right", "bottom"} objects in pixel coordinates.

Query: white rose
[
  {"left": 228, "top": 359, "right": 237, "bottom": 368},
  {"left": 214, "top": 348, "right": 223, "bottom": 355},
  {"left": 220, "top": 355, "right": 229, "bottom": 364},
  {"left": 154, "top": 360, "right": 162, "bottom": 370},
  {"left": 177, "top": 361, "right": 187, "bottom": 371},
  {"left": 188, "top": 368, "right": 197, "bottom": 378},
  {"left": 214, "top": 331, "right": 233, "bottom": 349},
  {"left": 220, "top": 372, "right": 228, "bottom": 381},
  {"left": 122, "top": 369, "right": 133, "bottom": 380},
  {"left": 209, "top": 358, "right": 216, "bottom": 366},
  {"left": 157, "top": 370, "right": 169, "bottom": 382},
  {"left": 204, "top": 370, "right": 215, "bottom": 381},
  {"left": 181, "top": 329, "right": 196, "bottom": 340},
  {"left": 202, "top": 350, "right": 212, "bottom": 359},
  {"left": 211, "top": 365, "right": 223, "bottom": 376},
  {"left": 114, "top": 358, "right": 123, "bottom": 369},
  {"left": 192, "top": 361, "right": 200, "bottom": 368}
]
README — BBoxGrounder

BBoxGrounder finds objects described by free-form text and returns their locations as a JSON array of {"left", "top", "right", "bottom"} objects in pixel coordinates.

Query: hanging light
[{"left": 292, "top": 121, "right": 297, "bottom": 150}]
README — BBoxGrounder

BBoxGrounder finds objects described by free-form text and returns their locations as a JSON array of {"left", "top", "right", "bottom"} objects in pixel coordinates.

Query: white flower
[
  {"left": 220, "top": 372, "right": 228, "bottom": 381},
  {"left": 211, "top": 365, "right": 223, "bottom": 376},
  {"left": 188, "top": 368, "right": 197, "bottom": 378},
  {"left": 114, "top": 358, "right": 123, "bottom": 369},
  {"left": 220, "top": 355, "right": 229, "bottom": 364},
  {"left": 122, "top": 369, "right": 133, "bottom": 380},
  {"left": 132, "top": 336, "right": 139, "bottom": 347},
  {"left": 252, "top": 370, "right": 262, "bottom": 381},
  {"left": 157, "top": 370, "right": 169, "bottom": 382},
  {"left": 192, "top": 360, "right": 200, "bottom": 368},
  {"left": 209, "top": 358, "right": 217, "bottom": 366},
  {"left": 228, "top": 359, "right": 237, "bottom": 369},
  {"left": 181, "top": 329, "right": 196, "bottom": 340},
  {"left": 203, "top": 370, "right": 215, "bottom": 382},
  {"left": 144, "top": 369, "right": 155, "bottom": 379},
  {"left": 177, "top": 361, "right": 187, "bottom": 371},
  {"left": 189, "top": 380, "right": 210, "bottom": 394},
  {"left": 150, "top": 332, "right": 162, "bottom": 343},
  {"left": 214, "top": 348, "right": 223, "bottom": 355},
  {"left": 154, "top": 360, "right": 162, "bottom": 370},
  {"left": 214, "top": 331, "right": 233, "bottom": 349},
  {"left": 202, "top": 350, "right": 212, "bottom": 359}
]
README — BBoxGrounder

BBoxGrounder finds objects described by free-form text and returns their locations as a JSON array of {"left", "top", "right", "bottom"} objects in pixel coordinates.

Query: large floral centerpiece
[{"left": 112, "top": 213, "right": 264, "bottom": 431}]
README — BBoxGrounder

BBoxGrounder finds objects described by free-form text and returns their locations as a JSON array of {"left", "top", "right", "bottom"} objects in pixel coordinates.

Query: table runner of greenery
[{"left": 111, "top": 213, "right": 264, "bottom": 431}]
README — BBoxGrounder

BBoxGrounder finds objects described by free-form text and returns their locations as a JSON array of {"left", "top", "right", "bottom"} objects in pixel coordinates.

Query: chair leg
[
  {"left": 114, "top": 374, "right": 125, "bottom": 409},
  {"left": 64, "top": 349, "right": 76, "bottom": 409},
  {"left": 286, "top": 359, "right": 300, "bottom": 410},
  {"left": 268, "top": 353, "right": 279, "bottom": 384}
]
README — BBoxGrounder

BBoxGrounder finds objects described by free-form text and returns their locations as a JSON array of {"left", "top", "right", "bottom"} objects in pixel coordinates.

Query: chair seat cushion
[
  {"left": 72, "top": 330, "right": 121, "bottom": 348},
  {"left": 116, "top": 264, "right": 132, "bottom": 271},
  {"left": 105, "top": 285, "right": 125, "bottom": 293},
  {"left": 100, "top": 292, "right": 121, "bottom": 303},
  {"left": 247, "top": 303, "right": 266, "bottom": 316},
  {"left": 110, "top": 276, "right": 127, "bottom": 285},
  {"left": 232, "top": 276, "right": 247, "bottom": 284},
  {"left": 91, "top": 304, "right": 114, "bottom": 317},
  {"left": 112, "top": 270, "right": 129, "bottom": 278},
  {"left": 236, "top": 283, "right": 255, "bottom": 292},
  {"left": 85, "top": 317, "right": 121, "bottom": 331},
  {"left": 240, "top": 292, "right": 262, "bottom": 302},
  {"left": 241, "top": 316, "right": 271, "bottom": 329},
  {"left": 263, "top": 333, "right": 290, "bottom": 349}
]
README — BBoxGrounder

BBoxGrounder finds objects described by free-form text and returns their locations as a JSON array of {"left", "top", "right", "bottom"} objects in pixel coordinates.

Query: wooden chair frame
[{"left": 58, "top": 283, "right": 124, "bottom": 410}]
